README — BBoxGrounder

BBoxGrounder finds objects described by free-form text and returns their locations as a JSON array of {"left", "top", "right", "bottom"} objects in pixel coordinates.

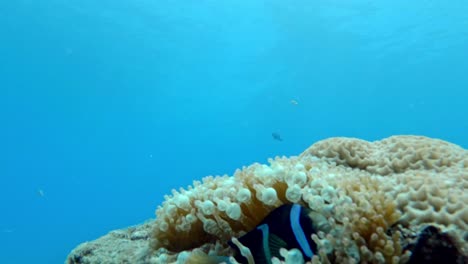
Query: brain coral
[{"left": 149, "top": 135, "right": 467, "bottom": 264}]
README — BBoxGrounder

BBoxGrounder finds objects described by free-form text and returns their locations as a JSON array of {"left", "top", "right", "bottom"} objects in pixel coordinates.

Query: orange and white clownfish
[{"left": 187, "top": 203, "right": 329, "bottom": 264}]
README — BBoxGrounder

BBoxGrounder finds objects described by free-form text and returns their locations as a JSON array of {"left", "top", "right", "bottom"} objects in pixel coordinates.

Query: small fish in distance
[{"left": 272, "top": 132, "right": 283, "bottom": 141}]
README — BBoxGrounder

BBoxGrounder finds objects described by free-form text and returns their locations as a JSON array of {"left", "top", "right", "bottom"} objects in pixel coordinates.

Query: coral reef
[
  {"left": 66, "top": 221, "right": 154, "bottom": 264},
  {"left": 66, "top": 135, "right": 468, "bottom": 264}
]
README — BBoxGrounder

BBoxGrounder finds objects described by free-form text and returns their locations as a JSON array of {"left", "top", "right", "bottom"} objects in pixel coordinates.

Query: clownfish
[{"left": 187, "top": 204, "right": 330, "bottom": 264}]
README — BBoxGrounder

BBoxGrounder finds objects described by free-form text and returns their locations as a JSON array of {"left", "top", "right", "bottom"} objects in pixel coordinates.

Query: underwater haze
[{"left": 1, "top": 0, "right": 468, "bottom": 263}]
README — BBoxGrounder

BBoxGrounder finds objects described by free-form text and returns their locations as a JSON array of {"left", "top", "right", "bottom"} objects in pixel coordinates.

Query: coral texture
[
  {"left": 150, "top": 135, "right": 467, "bottom": 263},
  {"left": 66, "top": 221, "right": 154, "bottom": 264}
]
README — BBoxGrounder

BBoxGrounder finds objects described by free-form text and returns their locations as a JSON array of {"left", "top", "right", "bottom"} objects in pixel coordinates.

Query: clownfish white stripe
[
  {"left": 290, "top": 204, "right": 314, "bottom": 258},
  {"left": 257, "top": 224, "right": 272, "bottom": 262}
]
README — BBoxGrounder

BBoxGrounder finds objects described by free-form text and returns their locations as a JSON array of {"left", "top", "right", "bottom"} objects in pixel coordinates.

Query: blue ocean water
[{"left": 1, "top": 0, "right": 467, "bottom": 263}]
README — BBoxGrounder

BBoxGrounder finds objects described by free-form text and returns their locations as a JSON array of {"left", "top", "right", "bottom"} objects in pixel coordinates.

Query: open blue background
[{"left": 1, "top": 0, "right": 467, "bottom": 263}]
